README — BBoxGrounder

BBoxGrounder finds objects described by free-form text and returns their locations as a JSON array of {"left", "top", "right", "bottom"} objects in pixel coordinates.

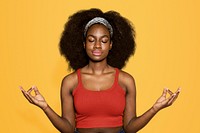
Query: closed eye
[
  {"left": 88, "top": 40, "right": 94, "bottom": 42},
  {"left": 102, "top": 39, "right": 109, "bottom": 43},
  {"left": 87, "top": 38, "right": 95, "bottom": 43},
  {"left": 102, "top": 41, "right": 108, "bottom": 43}
]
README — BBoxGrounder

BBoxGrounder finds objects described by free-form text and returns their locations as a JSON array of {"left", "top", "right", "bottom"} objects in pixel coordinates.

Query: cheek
[
  {"left": 85, "top": 45, "right": 93, "bottom": 54},
  {"left": 102, "top": 43, "right": 111, "bottom": 50},
  {"left": 85, "top": 45, "right": 93, "bottom": 52}
]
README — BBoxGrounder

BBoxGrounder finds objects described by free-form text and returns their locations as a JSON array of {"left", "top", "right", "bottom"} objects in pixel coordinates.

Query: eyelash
[
  {"left": 88, "top": 39, "right": 94, "bottom": 42},
  {"left": 102, "top": 40, "right": 107, "bottom": 43},
  {"left": 88, "top": 39, "right": 108, "bottom": 43}
]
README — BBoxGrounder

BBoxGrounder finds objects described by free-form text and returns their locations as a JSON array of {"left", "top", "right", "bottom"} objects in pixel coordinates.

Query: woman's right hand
[{"left": 19, "top": 86, "right": 48, "bottom": 110}]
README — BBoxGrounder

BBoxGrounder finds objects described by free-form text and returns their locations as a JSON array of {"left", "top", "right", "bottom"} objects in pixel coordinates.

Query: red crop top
[{"left": 72, "top": 68, "right": 126, "bottom": 128}]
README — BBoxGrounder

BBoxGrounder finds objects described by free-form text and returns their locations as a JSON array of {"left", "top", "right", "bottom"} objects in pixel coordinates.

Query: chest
[
  {"left": 82, "top": 73, "right": 115, "bottom": 91},
  {"left": 73, "top": 87, "right": 126, "bottom": 116}
]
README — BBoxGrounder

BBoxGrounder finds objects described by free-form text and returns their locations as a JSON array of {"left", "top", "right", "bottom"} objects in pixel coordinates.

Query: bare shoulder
[
  {"left": 118, "top": 70, "right": 135, "bottom": 83},
  {"left": 61, "top": 71, "right": 78, "bottom": 93},
  {"left": 118, "top": 69, "right": 136, "bottom": 93}
]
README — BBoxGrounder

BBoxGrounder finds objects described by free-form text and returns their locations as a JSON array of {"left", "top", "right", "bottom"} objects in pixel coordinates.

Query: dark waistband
[{"left": 74, "top": 129, "right": 125, "bottom": 133}]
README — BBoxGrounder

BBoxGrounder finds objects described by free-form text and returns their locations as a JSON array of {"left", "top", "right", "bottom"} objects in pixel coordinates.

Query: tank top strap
[
  {"left": 77, "top": 69, "right": 81, "bottom": 82},
  {"left": 73, "top": 69, "right": 81, "bottom": 95},
  {"left": 114, "top": 68, "right": 119, "bottom": 83}
]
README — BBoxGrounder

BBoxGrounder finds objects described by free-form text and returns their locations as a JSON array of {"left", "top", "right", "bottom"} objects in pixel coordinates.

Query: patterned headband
[{"left": 84, "top": 17, "right": 113, "bottom": 37}]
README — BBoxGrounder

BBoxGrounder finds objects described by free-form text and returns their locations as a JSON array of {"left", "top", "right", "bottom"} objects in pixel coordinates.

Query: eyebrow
[{"left": 87, "top": 34, "right": 109, "bottom": 39}]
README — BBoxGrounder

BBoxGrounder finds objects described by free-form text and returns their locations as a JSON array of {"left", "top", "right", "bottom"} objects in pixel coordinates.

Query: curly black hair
[{"left": 59, "top": 8, "right": 136, "bottom": 70}]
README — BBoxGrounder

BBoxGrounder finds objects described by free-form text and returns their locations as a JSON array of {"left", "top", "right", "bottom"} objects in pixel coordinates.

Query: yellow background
[{"left": 0, "top": 0, "right": 199, "bottom": 132}]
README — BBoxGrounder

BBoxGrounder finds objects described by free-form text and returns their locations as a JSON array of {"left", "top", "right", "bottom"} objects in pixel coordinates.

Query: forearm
[
  {"left": 43, "top": 105, "right": 74, "bottom": 133},
  {"left": 125, "top": 107, "right": 158, "bottom": 133}
]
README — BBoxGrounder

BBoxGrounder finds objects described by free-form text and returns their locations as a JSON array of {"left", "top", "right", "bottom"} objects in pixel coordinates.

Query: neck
[{"left": 87, "top": 60, "right": 110, "bottom": 74}]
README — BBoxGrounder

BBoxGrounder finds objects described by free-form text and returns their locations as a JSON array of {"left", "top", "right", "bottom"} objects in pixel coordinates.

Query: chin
[{"left": 89, "top": 57, "right": 107, "bottom": 63}]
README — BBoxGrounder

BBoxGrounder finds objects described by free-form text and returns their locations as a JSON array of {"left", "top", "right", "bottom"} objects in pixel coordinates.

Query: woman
[{"left": 20, "top": 8, "right": 180, "bottom": 133}]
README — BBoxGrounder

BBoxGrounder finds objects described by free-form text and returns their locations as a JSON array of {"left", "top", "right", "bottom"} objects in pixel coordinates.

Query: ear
[
  {"left": 109, "top": 41, "right": 112, "bottom": 50},
  {"left": 83, "top": 42, "right": 86, "bottom": 48}
]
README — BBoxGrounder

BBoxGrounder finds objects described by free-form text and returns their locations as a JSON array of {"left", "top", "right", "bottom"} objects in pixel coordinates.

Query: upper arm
[
  {"left": 119, "top": 71, "right": 137, "bottom": 128},
  {"left": 60, "top": 72, "right": 77, "bottom": 128}
]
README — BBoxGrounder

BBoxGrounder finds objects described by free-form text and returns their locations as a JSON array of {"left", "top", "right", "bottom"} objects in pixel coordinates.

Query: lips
[{"left": 92, "top": 50, "right": 102, "bottom": 56}]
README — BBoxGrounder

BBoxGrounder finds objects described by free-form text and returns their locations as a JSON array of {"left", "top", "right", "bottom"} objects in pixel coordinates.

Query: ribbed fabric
[{"left": 73, "top": 68, "right": 126, "bottom": 128}]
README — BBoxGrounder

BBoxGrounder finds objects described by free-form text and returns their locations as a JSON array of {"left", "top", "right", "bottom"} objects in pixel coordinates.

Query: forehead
[{"left": 87, "top": 24, "right": 110, "bottom": 34}]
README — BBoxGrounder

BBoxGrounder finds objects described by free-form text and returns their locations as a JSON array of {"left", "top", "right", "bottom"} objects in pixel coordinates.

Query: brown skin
[{"left": 20, "top": 24, "right": 180, "bottom": 133}]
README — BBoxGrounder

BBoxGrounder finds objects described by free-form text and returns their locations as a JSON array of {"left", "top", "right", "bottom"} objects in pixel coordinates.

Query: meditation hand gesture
[
  {"left": 153, "top": 88, "right": 181, "bottom": 112},
  {"left": 19, "top": 86, "right": 48, "bottom": 110}
]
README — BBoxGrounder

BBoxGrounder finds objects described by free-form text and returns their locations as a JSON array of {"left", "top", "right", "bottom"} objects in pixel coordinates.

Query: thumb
[
  {"left": 162, "top": 88, "right": 168, "bottom": 97},
  {"left": 32, "top": 86, "right": 40, "bottom": 95}
]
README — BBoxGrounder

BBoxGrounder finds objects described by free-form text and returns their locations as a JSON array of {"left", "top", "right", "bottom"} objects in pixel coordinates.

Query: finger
[
  {"left": 170, "top": 95, "right": 179, "bottom": 105},
  {"left": 21, "top": 90, "right": 34, "bottom": 103},
  {"left": 167, "top": 89, "right": 173, "bottom": 95},
  {"left": 19, "top": 86, "right": 25, "bottom": 91},
  {"left": 166, "top": 92, "right": 175, "bottom": 102},
  {"left": 162, "top": 88, "right": 168, "bottom": 97},
  {"left": 32, "top": 86, "right": 40, "bottom": 95},
  {"left": 25, "top": 93, "right": 36, "bottom": 104},
  {"left": 25, "top": 95, "right": 34, "bottom": 103},
  {"left": 171, "top": 90, "right": 180, "bottom": 104},
  {"left": 19, "top": 86, "right": 29, "bottom": 97},
  {"left": 168, "top": 92, "right": 180, "bottom": 106},
  {"left": 168, "top": 94, "right": 176, "bottom": 104},
  {"left": 27, "top": 87, "right": 34, "bottom": 93},
  {"left": 175, "top": 87, "right": 181, "bottom": 94},
  {"left": 168, "top": 88, "right": 180, "bottom": 104}
]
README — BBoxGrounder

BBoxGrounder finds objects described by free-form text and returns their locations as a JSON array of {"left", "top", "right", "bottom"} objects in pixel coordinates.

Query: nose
[{"left": 94, "top": 41, "right": 101, "bottom": 49}]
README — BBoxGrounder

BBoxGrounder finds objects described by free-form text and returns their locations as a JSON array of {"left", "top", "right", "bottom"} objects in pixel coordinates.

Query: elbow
[
  {"left": 124, "top": 129, "right": 137, "bottom": 133},
  {"left": 60, "top": 129, "right": 74, "bottom": 133},
  {"left": 59, "top": 126, "right": 74, "bottom": 133},
  {"left": 124, "top": 124, "right": 138, "bottom": 133}
]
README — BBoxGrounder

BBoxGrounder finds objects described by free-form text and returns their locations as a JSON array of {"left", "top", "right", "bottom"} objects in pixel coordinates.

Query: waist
[
  {"left": 75, "top": 127, "right": 125, "bottom": 133},
  {"left": 75, "top": 115, "right": 123, "bottom": 128}
]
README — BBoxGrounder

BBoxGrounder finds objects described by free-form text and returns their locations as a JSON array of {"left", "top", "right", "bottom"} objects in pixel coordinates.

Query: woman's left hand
[{"left": 153, "top": 88, "right": 181, "bottom": 112}]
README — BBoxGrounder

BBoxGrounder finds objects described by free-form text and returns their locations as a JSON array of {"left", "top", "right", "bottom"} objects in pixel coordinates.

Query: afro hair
[{"left": 59, "top": 8, "right": 136, "bottom": 70}]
